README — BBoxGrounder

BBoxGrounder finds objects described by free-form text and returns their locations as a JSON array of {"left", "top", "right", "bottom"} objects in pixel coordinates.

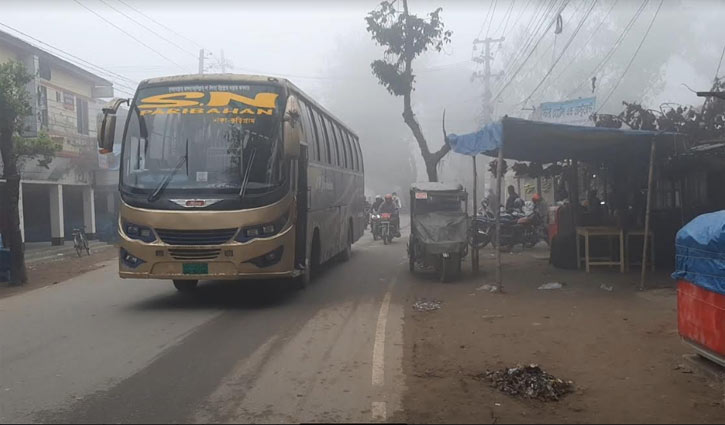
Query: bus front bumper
[{"left": 118, "top": 226, "right": 299, "bottom": 281}]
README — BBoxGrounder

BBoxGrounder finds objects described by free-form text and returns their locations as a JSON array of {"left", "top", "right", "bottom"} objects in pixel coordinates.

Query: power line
[
  {"left": 566, "top": 0, "right": 649, "bottom": 98},
  {"left": 72, "top": 0, "right": 188, "bottom": 71},
  {"left": 115, "top": 0, "right": 204, "bottom": 50},
  {"left": 98, "top": 0, "right": 197, "bottom": 58},
  {"left": 521, "top": 0, "right": 599, "bottom": 106},
  {"left": 546, "top": 0, "right": 619, "bottom": 95},
  {"left": 503, "top": 0, "right": 534, "bottom": 39},
  {"left": 714, "top": 42, "right": 725, "bottom": 81},
  {"left": 484, "top": 0, "right": 499, "bottom": 41},
  {"left": 498, "top": 0, "right": 517, "bottom": 37},
  {"left": 495, "top": 0, "right": 559, "bottom": 89},
  {"left": 596, "top": 0, "right": 664, "bottom": 113},
  {"left": 476, "top": 1, "right": 497, "bottom": 40},
  {"left": 492, "top": 0, "right": 570, "bottom": 104},
  {"left": 0, "top": 21, "right": 138, "bottom": 94}
]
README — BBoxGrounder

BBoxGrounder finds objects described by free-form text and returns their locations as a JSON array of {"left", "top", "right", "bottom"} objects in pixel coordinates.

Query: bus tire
[
  {"left": 340, "top": 223, "right": 352, "bottom": 262},
  {"left": 173, "top": 279, "right": 198, "bottom": 292}
]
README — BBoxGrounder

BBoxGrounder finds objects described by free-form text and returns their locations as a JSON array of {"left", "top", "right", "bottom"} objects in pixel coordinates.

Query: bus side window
[
  {"left": 346, "top": 132, "right": 358, "bottom": 171},
  {"left": 298, "top": 101, "right": 319, "bottom": 162},
  {"left": 311, "top": 109, "right": 330, "bottom": 164},
  {"left": 354, "top": 136, "right": 364, "bottom": 172},
  {"left": 335, "top": 125, "right": 349, "bottom": 169},
  {"left": 323, "top": 117, "right": 340, "bottom": 167}
]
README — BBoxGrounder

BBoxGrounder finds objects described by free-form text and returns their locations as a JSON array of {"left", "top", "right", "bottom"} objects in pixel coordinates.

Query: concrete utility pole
[
  {"left": 198, "top": 48, "right": 205, "bottom": 74},
  {"left": 472, "top": 37, "right": 505, "bottom": 124}
]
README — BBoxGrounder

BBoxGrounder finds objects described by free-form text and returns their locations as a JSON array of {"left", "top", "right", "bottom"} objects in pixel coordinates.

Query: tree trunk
[
  {"left": 0, "top": 125, "right": 27, "bottom": 285},
  {"left": 400, "top": 0, "right": 450, "bottom": 182}
]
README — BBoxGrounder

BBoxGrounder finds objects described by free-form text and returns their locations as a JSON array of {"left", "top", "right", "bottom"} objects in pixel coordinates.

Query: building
[{"left": 0, "top": 30, "right": 115, "bottom": 245}]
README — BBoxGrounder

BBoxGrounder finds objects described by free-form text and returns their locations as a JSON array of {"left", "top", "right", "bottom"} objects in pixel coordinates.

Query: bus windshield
[{"left": 121, "top": 83, "right": 285, "bottom": 197}]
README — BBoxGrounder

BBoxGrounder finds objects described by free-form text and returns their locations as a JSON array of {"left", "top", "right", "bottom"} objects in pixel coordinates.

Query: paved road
[{"left": 0, "top": 226, "right": 410, "bottom": 423}]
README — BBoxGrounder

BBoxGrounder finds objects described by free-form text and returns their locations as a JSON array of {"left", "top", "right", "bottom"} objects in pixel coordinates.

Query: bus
[{"left": 97, "top": 74, "right": 365, "bottom": 291}]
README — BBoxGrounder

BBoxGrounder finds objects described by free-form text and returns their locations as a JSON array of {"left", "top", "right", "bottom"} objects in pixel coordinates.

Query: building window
[
  {"left": 38, "top": 57, "right": 51, "bottom": 80},
  {"left": 56, "top": 91, "right": 61, "bottom": 102},
  {"left": 63, "top": 92, "right": 75, "bottom": 111},
  {"left": 76, "top": 98, "right": 89, "bottom": 135},
  {"left": 38, "top": 86, "right": 48, "bottom": 130}
]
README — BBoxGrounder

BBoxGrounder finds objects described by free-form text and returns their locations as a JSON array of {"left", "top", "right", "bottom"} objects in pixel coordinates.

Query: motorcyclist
[
  {"left": 377, "top": 194, "right": 401, "bottom": 237},
  {"left": 372, "top": 195, "right": 384, "bottom": 212}
]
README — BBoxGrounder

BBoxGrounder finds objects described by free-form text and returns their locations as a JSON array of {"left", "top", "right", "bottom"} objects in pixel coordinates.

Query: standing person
[
  {"left": 392, "top": 192, "right": 402, "bottom": 210},
  {"left": 485, "top": 188, "right": 498, "bottom": 216},
  {"left": 505, "top": 185, "right": 521, "bottom": 212}
]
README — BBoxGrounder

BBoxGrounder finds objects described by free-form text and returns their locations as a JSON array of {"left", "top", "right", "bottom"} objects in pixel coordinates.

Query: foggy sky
[{"left": 4, "top": 0, "right": 725, "bottom": 193}]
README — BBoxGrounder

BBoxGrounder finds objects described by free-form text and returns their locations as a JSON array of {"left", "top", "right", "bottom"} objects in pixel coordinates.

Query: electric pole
[
  {"left": 220, "top": 49, "right": 226, "bottom": 73},
  {"left": 198, "top": 48, "right": 204, "bottom": 74},
  {"left": 472, "top": 37, "right": 505, "bottom": 124}
]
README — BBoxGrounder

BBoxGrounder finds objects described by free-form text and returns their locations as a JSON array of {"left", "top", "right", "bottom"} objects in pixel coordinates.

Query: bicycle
[{"left": 72, "top": 227, "right": 90, "bottom": 257}]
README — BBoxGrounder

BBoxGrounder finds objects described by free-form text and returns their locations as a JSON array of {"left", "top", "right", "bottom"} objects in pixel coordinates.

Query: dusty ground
[
  {"left": 396, "top": 247, "right": 724, "bottom": 424},
  {"left": 0, "top": 246, "right": 117, "bottom": 300}
]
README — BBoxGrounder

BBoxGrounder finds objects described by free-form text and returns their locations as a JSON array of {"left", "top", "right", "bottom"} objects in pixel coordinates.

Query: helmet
[
  {"left": 375, "top": 195, "right": 382, "bottom": 199},
  {"left": 385, "top": 194, "right": 393, "bottom": 200},
  {"left": 532, "top": 193, "right": 542, "bottom": 203}
]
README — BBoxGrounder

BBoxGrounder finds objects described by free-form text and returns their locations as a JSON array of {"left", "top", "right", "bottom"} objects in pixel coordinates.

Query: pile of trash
[
  {"left": 482, "top": 364, "right": 574, "bottom": 402},
  {"left": 412, "top": 299, "right": 442, "bottom": 312}
]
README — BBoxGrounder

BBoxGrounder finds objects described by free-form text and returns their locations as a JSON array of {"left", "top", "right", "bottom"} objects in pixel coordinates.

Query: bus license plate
[{"left": 183, "top": 263, "right": 208, "bottom": 275}]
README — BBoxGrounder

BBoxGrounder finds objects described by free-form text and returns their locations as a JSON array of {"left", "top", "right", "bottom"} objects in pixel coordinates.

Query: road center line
[
  {"left": 371, "top": 401, "right": 387, "bottom": 422},
  {"left": 372, "top": 279, "right": 394, "bottom": 387}
]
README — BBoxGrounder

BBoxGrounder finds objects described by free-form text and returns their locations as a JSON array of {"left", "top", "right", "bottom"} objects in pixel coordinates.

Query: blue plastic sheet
[
  {"left": 672, "top": 211, "right": 725, "bottom": 295},
  {"left": 446, "top": 122, "right": 503, "bottom": 156}
]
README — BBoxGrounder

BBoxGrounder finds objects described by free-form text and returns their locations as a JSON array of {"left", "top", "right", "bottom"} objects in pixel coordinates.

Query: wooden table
[
  {"left": 625, "top": 229, "right": 655, "bottom": 272},
  {"left": 576, "top": 226, "right": 625, "bottom": 273}
]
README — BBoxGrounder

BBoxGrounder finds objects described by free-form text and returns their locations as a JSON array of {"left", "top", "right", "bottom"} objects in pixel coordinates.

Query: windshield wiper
[
  {"left": 147, "top": 139, "right": 188, "bottom": 203},
  {"left": 238, "top": 148, "right": 257, "bottom": 199}
]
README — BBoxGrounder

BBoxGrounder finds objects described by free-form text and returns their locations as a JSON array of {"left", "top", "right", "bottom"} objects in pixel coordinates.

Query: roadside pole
[
  {"left": 640, "top": 137, "right": 657, "bottom": 290},
  {"left": 472, "top": 156, "right": 479, "bottom": 274},
  {"left": 495, "top": 145, "right": 504, "bottom": 292}
]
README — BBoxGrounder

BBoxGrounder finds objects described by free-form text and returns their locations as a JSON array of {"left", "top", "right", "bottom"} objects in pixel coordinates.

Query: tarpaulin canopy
[
  {"left": 672, "top": 211, "right": 725, "bottom": 295},
  {"left": 446, "top": 117, "right": 677, "bottom": 163}
]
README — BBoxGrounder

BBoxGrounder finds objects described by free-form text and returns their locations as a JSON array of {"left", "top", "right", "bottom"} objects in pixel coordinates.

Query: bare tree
[{"left": 366, "top": 0, "right": 452, "bottom": 181}]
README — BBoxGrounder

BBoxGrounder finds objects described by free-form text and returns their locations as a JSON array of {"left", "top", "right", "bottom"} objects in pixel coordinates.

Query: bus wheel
[
  {"left": 340, "top": 225, "right": 352, "bottom": 262},
  {"left": 173, "top": 279, "right": 198, "bottom": 292}
]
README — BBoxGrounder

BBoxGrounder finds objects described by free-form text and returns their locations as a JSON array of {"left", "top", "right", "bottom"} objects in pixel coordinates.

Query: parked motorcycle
[{"left": 470, "top": 199, "right": 547, "bottom": 251}]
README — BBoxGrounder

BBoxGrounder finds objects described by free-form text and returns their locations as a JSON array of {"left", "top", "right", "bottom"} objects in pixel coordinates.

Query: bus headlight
[
  {"left": 122, "top": 221, "right": 156, "bottom": 243},
  {"left": 236, "top": 214, "right": 289, "bottom": 243}
]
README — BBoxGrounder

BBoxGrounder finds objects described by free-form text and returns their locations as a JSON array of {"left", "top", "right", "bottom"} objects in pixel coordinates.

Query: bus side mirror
[
  {"left": 283, "top": 95, "right": 302, "bottom": 159},
  {"left": 97, "top": 98, "right": 128, "bottom": 154}
]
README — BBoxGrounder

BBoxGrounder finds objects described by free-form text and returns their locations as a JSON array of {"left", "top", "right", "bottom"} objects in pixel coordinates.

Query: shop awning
[{"left": 446, "top": 117, "right": 678, "bottom": 163}]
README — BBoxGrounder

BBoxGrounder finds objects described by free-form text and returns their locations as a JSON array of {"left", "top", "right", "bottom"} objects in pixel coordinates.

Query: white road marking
[
  {"left": 371, "top": 401, "right": 387, "bottom": 422},
  {"left": 372, "top": 283, "right": 393, "bottom": 387}
]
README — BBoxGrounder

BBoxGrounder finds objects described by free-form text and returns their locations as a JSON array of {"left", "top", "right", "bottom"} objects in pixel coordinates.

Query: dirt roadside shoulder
[
  {"left": 0, "top": 246, "right": 118, "bottom": 300},
  {"left": 396, "top": 249, "right": 724, "bottom": 424}
]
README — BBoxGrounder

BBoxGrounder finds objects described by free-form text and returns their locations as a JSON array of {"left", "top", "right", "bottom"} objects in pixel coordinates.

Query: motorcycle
[
  {"left": 379, "top": 212, "right": 397, "bottom": 245},
  {"left": 370, "top": 213, "right": 382, "bottom": 241},
  {"left": 470, "top": 199, "right": 547, "bottom": 251}
]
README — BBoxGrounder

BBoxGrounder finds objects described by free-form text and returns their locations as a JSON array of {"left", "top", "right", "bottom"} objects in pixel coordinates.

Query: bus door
[{"left": 294, "top": 145, "right": 309, "bottom": 270}]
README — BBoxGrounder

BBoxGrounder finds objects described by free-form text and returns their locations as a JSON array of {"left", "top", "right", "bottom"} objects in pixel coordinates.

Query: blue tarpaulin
[
  {"left": 447, "top": 121, "right": 503, "bottom": 156},
  {"left": 446, "top": 117, "right": 676, "bottom": 163},
  {"left": 672, "top": 211, "right": 725, "bottom": 295}
]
